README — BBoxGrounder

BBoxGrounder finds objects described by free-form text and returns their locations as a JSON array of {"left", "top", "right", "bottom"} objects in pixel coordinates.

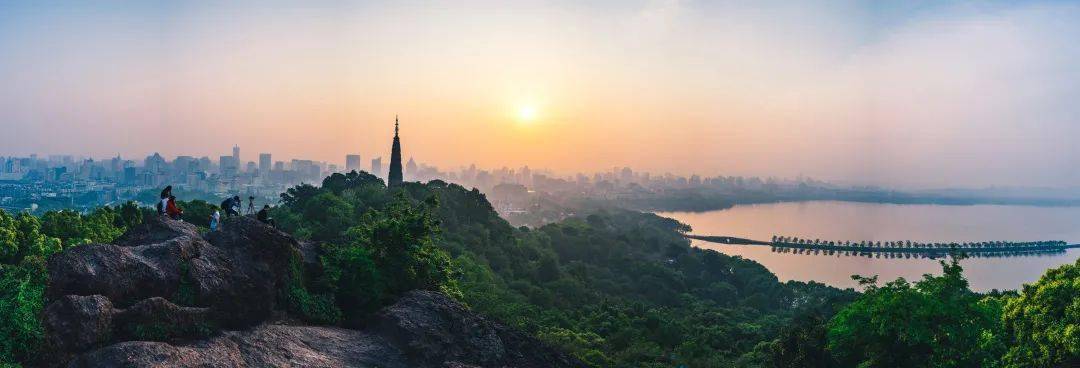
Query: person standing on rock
[
  {"left": 209, "top": 208, "right": 220, "bottom": 231},
  {"left": 247, "top": 196, "right": 256, "bottom": 215}
]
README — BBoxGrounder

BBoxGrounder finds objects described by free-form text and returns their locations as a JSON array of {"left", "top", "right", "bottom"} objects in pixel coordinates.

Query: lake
[{"left": 658, "top": 201, "right": 1080, "bottom": 291}]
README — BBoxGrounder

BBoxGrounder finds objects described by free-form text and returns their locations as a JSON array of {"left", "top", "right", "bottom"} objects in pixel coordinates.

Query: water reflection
[{"left": 659, "top": 201, "right": 1080, "bottom": 291}]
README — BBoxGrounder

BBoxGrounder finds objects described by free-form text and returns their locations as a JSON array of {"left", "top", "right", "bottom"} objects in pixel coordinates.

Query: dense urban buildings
[{"left": 0, "top": 115, "right": 866, "bottom": 217}]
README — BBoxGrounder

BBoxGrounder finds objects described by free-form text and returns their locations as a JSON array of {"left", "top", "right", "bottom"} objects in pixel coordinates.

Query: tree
[
  {"left": 344, "top": 194, "right": 458, "bottom": 297},
  {"left": 177, "top": 200, "right": 217, "bottom": 228},
  {"left": 1000, "top": 259, "right": 1079, "bottom": 367},
  {"left": 827, "top": 259, "right": 1002, "bottom": 367},
  {"left": 302, "top": 192, "right": 355, "bottom": 241},
  {"left": 0, "top": 256, "right": 47, "bottom": 364},
  {"left": 0, "top": 210, "right": 19, "bottom": 263},
  {"left": 118, "top": 201, "right": 143, "bottom": 229},
  {"left": 321, "top": 171, "right": 384, "bottom": 195}
]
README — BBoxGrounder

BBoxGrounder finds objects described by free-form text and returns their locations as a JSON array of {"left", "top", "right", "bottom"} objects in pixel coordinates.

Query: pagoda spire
[{"left": 388, "top": 115, "right": 404, "bottom": 187}]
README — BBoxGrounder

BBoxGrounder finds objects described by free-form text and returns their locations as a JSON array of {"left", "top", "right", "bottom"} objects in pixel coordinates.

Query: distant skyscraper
[
  {"left": 232, "top": 145, "right": 240, "bottom": 164},
  {"left": 259, "top": 153, "right": 271, "bottom": 173},
  {"left": 219, "top": 155, "right": 238, "bottom": 177},
  {"left": 345, "top": 154, "right": 362, "bottom": 172},
  {"left": 405, "top": 157, "right": 417, "bottom": 178},
  {"left": 371, "top": 157, "right": 382, "bottom": 178},
  {"left": 388, "top": 116, "right": 403, "bottom": 187}
]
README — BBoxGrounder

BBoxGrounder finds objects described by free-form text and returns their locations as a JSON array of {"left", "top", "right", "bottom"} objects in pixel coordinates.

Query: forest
[{"left": 0, "top": 171, "right": 1076, "bottom": 367}]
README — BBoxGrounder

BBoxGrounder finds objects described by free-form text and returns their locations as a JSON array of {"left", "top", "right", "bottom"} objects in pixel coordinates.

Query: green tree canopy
[{"left": 1000, "top": 259, "right": 1079, "bottom": 367}]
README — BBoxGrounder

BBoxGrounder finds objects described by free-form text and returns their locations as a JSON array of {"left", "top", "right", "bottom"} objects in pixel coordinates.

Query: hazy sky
[{"left": 1, "top": 0, "right": 1078, "bottom": 188}]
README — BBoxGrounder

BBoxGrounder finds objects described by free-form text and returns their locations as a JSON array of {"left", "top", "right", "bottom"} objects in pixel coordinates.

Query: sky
[{"left": 1, "top": 0, "right": 1078, "bottom": 188}]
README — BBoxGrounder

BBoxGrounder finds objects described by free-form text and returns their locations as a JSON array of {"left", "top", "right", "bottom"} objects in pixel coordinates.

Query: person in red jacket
[{"left": 165, "top": 195, "right": 183, "bottom": 220}]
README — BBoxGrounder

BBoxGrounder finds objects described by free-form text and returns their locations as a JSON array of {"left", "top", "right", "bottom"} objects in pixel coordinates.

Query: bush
[
  {"left": 283, "top": 253, "right": 342, "bottom": 325},
  {"left": 0, "top": 257, "right": 47, "bottom": 364}
]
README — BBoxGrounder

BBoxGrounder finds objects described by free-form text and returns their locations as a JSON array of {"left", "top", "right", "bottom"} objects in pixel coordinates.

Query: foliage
[
  {"left": 273, "top": 177, "right": 460, "bottom": 326},
  {"left": 0, "top": 208, "right": 130, "bottom": 366},
  {"left": 827, "top": 259, "right": 1004, "bottom": 368},
  {"left": 0, "top": 176, "right": 1074, "bottom": 368},
  {"left": 282, "top": 253, "right": 341, "bottom": 325},
  {"left": 0, "top": 257, "right": 46, "bottom": 364},
  {"left": 40, "top": 207, "right": 124, "bottom": 246},
  {"left": 176, "top": 200, "right": 217, "bottom": 228},
  {"left": 999, "top": 258, "right": 1079, "bottom": 367}
]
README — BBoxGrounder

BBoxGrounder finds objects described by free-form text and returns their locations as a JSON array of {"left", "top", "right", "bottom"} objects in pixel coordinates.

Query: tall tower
[{"left": 387, "top": 116, "right": 403, "bottom": 187}]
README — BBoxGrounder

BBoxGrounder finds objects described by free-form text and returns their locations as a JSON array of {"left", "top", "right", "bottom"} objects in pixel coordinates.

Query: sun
[{"left": 517, "top": 105, "right": 538, "bottom": 122}]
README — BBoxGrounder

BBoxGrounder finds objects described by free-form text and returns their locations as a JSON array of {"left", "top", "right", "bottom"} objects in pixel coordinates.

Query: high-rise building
[
  {"left": 232, "top": 145, "right": 240, "bottom": 164},
  {"left": 405, "top": 157, "right": 417, "bottom": 181},
  {"left": 345, "top": 154, "right": 362, "bottom": 172},
  {"left": 259, "top": 153, "right": 272, "bottom": 173},
  {"left": 220, "top": 155, "right": 239, "bottom": 177},
  {"left": 371, "top": 157, "right": 382, "bottom": 178},
  {"left": 387, "top": 116, "right": 403, "bottom": 187}
]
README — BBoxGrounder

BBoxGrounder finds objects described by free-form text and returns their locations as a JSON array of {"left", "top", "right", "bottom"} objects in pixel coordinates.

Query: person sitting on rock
[
  {"left": 157, "top": 185, "right": 172, "bottom": 215},
  {"left": 257, "top": 205, "right": 275, "bottom": 227},
  {"left": 165, "top": 195, "right": 183, "bottom": 220}
]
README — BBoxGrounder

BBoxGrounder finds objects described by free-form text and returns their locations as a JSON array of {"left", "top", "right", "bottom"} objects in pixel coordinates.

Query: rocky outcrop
[
  {"left": 69, "top": 324, "right": 409, "bottom": 368},
  {"left": 43, "top": 295, "right": 115, "bottom": 353},
  {"left": 372, "top": 290, "right": 584, "bottom": 368},
  {"left": 43, "top": 216, "right": 299, "bottom": 359},
  {"left": 42, "top": 215, "right": 584, "bottom": 368},
  {"left": 70, "top": 291, "right": 585, "bottom": 368}
]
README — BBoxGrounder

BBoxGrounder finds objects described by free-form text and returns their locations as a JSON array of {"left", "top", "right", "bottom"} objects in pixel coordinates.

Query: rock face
[
  {"left": 43, "top": 216, "right": 299, "bottom": 360},
  {"left": 69, "top": 324, "right": 410, "bottom": 368},
  {"left": 372, "top": 290, "right": 584, "bottom": 368},
  {"left": 42, "top": 215, "right": 584, "bottom": 368},
  {"left": 70, "top": 292, "right": 585, "bottom": 368}
]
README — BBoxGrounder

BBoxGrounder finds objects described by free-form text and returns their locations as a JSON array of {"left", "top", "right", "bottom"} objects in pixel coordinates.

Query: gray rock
[
  {"left": 115, "top": 215, "right": 203, "bottom": 247},
  {"left": 44, "top": 216, "right": 300, "bottom": 355},
  {"left": 70, "top": 324, "right": 410, "bottom": 368},
  {"left": 113, "top": 297, "right": 212, "bottom": 341},
  {"left": 373, "top": 290, "right": 585, "bottom": 368},
  {"left": 43, "top": 295, "right": 115, "bottom": 353},
  {"left": 47, "top": 236, "right": 201, "bottom": 306}
]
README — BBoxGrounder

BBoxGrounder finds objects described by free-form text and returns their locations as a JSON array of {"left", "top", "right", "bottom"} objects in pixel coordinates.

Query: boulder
[
  {"left": 43, "top": 295, "right": 115, "bottom": 353},
  {"left": 71, "top": 292, "right": 586, "bottom": 368},
  {"left": 69, "top": 324, "right": 409, "bottom": 368},
  {"left": 47, "top": 236, "right": 202, "bottom": 306},
  {"left": 373, "top": 290, "right": 585, "bottom": 368},
  {"left": 200, "top": 216, "right": 302, "bottom": 326},
  {"left": 45, "top": 216, "right": 302, "bottom": 356},
  {"left": 113, "top": 297, "right": 212, "bottom": 342},
  {"left": 115, "top": 215, "right": 202, "bottom": 247}
]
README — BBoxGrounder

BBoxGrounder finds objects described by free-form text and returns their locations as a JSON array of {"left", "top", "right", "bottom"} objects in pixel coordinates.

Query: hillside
[
  {"left": 40, "top": 215, "right": 584, "bottom": 367},
  {"left": 1, "top": 171, "right": 1075, "bottom": 367}
]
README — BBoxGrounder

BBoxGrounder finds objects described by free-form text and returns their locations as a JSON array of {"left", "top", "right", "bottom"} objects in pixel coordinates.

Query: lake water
[{"left": 658, "top": 201, "right": 1080, "bottom": 291}]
